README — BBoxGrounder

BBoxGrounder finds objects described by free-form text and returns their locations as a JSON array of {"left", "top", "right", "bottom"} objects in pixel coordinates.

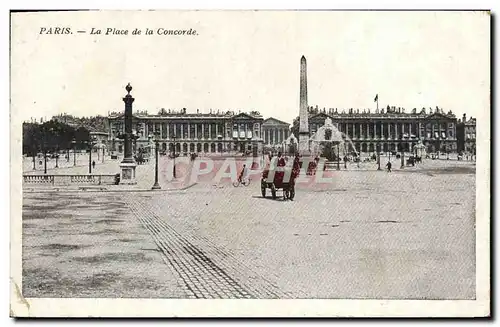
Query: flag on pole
[{"left": 374, "top": 94, "right": 378, "bottom": 102}]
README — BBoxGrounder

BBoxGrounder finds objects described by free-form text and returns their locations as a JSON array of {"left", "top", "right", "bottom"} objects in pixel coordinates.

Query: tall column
[
  {"left": 274, "top": 129, "right": 277, "bottom": 145},
  {"left": 121, "top": 84, "right": 135, "bottom": 164},
  {"left": 180, "top": 124, "right": 184, "bottom": 140},
  {"left": 381, "top": 123, "right": 384, "bottom": 139},
  {"left": 159, "top": 123, "right": 163, "bottom": 139},
  {"left": 216, "top": 123, "right": 219, "bottom": 138},
  {"left": 194, "top": 123, "right": 198, "bottom": 139},
  {"left": 202, "top": 124, "right": 205, "bottom": 139},
  {"left": 187, "top": 123, "right": 191, "bottom": 139},
  {"left": 119, "top": 83, "right": 137, "bottom": 184},
  {"left": 374, "top": 123, "right": 377, "bottom": 139},
  {"left": 366, "top": 123, "right": 370, "bottom": 139},
  {"left": 395, "top": 124, "right": 398, "bottom": 140},
  {"left": 209, "top": 124, "right": 212, "bottom": 139},
  {"left": 388, "top": 123, "right": 391, "bottom": 139}
]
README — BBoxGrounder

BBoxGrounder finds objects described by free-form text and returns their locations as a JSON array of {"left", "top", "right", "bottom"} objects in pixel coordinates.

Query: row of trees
[
  {"left": 49, "top": 114, "right": 109, "bottom": 132},
  {"left": 23, "top": 120, "right": 92, "bottom": 156}
]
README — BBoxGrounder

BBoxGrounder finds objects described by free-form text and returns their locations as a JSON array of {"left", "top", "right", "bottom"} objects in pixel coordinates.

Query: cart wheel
[
  {"left": 243, "top": 178, "right": 251, "bottom": 187},
  {"left": 271, "top": 184, "right": 277, "bottom": 199},
  {"left": 284, "top": 188, "right": 290, "bottom": 200},
  {"left": 232, "top": 180, "right": 240, "bottom": 187}
]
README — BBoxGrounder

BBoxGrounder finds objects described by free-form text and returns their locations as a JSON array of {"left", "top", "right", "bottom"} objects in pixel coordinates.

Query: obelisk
[{"left": 298, "top": 55, "right": 310, "bottom": 155}]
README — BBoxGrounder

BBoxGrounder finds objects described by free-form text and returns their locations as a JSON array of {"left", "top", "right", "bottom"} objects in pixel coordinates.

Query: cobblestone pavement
[
  {"left": 22, "top": 161, "right": 476, "bottom": 299},
  {"left": 126, "top": 193, "right": 299, "bottom": 298}
]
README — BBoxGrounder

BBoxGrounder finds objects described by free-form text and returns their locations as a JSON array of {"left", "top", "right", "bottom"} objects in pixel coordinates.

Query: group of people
[{"left": 238, "top": 152, "right": 303, "bottom": 183}]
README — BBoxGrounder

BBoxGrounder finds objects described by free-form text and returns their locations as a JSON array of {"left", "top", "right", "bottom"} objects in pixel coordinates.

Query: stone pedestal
[
  {"left": 298, "top": 133, "right": 311, "bottom": 156},
  {"left": 119, "top": 162, "right": 137, "bottom": 185}
]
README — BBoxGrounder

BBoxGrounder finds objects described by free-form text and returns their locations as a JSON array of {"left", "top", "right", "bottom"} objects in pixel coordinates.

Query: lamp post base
[
  {"left": 119, "top": 162, "right": 137, "bottom": 185},
  {"left": 151, "top": 183, "right": 161, "bottom": 190}
]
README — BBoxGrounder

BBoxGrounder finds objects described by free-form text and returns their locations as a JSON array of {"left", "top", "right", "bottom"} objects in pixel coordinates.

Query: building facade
[
  {"left": 262, "top": 117, "right": 290, "bottom": 146},
  {"left": 457, "top": 114, "right": 476, "bottom": 154},
  {"left": 107, "top": 109, "right": 265, "bottom": 156},
  {"left": 307, "top": 105, "right": 458, "bottom": 154}
]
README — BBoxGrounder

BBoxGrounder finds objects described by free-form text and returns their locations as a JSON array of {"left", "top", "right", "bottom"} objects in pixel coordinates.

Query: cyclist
[{"left": 238, "top": 164, "right": 248, "bottom": 183}]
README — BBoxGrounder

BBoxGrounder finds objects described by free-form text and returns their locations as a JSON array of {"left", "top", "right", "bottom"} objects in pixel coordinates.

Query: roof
[
  {"left": 309, "top": 109, "right": 457, "bottom": 121},
  {"left": 308, "top": 105, "right": 457, "bottom": 120},
  {"left": 108, "top": 109, "right": 263, "bottom": 120},
  {"left": 262, "top": 117, "right": 290, "bottom": 126}
]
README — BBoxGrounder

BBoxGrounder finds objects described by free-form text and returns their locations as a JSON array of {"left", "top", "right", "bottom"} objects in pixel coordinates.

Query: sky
[{"left": 11, "top": 10, "right": 490, "bottom": 125}]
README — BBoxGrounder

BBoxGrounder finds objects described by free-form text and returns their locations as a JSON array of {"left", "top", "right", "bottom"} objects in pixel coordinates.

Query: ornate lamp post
[
  {"left": 343, "top": 142, "right": 347, "bottom": 169},
  {"left": 48, "top": 127, "right": 59, "bottom": 169},
  {"left": 32, "top": 144, "right": 36, "bottom": 170},
  {"left": 171, "top": 133, "right": 177, "bottom": 179},
  {"left": 377, "top": 143, "right": 381, "bottom": 170},
  {"left": 42, "top": 126, "right": 48, "bottom": 174},
  {"left": 151, "top": 132, "right": 161, "bottom": 190},
  {"left": 117, "top": 83, "right": 138, "bottom": 184},
  {"left": 86, "top": 136, "right": 97, "bottom": 174},
  {"left": 71, "top": 138, "right": 77, "bottom": 166},
  {"left": 336, "top": 143, "right": 340, "bottom": 170}
]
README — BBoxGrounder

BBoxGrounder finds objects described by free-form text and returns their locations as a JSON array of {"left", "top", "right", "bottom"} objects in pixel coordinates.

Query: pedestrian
[
  {"left": 386, "top": 161, "right": 392, "bottom": 172},
  {"left": 92, "top": 160, "right": 96, "bottom": 170}
]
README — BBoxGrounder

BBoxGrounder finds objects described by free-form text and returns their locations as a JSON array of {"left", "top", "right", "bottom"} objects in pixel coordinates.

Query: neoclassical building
[
  {"left": 457, "top": 114, "right": 476, "bottom": 154},
  {"left": 107, "top": 109, "right": 264, "bottom": 156},
  {"left": 307, "top": 105, "right": 458, "bottom": 153},
  {"left": 262, "top": 117, "right": 290, "bottom": 146}
]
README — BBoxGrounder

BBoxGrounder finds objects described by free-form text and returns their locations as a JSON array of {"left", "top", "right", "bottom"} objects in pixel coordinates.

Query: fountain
[{"left": 309, "top": 117, "right": 359, "bottom": 160}]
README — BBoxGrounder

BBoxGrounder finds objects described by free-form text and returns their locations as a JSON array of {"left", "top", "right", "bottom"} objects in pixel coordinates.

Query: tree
[
  {"left": 23, "top": 123, "right": 42, "bottom": 155},
  {"left": 74, "top": 126, "right": 90, "bottom": 150}
]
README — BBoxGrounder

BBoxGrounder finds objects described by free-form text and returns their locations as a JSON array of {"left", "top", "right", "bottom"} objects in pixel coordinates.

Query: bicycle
[{"left": 232, "top": 177, "right": 251, "bottom": 187}]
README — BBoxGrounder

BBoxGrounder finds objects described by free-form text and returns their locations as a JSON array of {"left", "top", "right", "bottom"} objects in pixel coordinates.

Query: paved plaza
[{"left": 22, "top": 157, "right": 476, "bottom": 299}]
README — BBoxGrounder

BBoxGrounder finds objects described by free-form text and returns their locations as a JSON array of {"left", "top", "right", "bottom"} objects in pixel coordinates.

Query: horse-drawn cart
[
  {"left": 261, "top": 158, "right": 300, "bottom": 200},
  {"left": 261, "top": 168, "right": 296, "bottom": 200}
]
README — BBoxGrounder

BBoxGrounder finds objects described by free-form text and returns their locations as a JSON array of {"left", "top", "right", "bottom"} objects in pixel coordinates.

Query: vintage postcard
[{"left": 10, "top": 10, "right": 490, "bottom": 317}]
